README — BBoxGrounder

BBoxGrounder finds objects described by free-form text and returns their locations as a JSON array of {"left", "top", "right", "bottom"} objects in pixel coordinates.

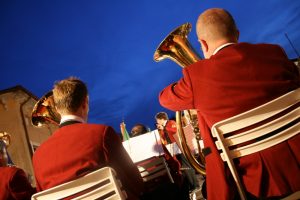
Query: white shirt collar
[
  {"left": 60, "top": 115, "right": 85, "bottom": 124},
  {"left": 163, "top": 120, "right": 167, "bottom": 126},
  {"left": 212, "top": 43, "right": 235, "bottom": 55}
]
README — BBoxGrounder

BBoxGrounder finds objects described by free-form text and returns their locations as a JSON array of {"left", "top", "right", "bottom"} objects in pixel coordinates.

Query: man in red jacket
[
  {"left": 159, "top": 8, "right": 300, "bottom": 200},
  {"left": 32, "top": 77, "right": 144, "bottom": 200},
  {"left": 0, "top": 141, "right": 35, "bottom": 200}
]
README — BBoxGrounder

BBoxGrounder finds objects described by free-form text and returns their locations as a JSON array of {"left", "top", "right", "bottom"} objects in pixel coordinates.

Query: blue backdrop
[{"left": 1, "top": 0, "right": 300, "bottom": 133}]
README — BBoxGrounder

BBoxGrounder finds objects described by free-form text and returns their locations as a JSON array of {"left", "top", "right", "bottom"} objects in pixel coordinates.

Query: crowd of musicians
[{"left": 1, "top": 8, "right": 300, "bottom": 200}]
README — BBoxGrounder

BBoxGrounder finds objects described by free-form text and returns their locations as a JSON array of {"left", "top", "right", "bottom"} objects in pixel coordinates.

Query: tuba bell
[
  {"left": 153, "top": 23, "right": 206, "bottom": 175},
  {"left": 31, "top": 91, "right": 60, "bottom": 127}
]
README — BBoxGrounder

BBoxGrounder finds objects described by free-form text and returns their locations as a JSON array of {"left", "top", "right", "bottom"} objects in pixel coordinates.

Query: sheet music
[
  {"left": 176, "top": 124, "right": 204, "bottom": 154},
  {"left": 122, "top": 127, "right": 204, "bottom": 163},
  {"left": 165, "top": 143, "right": 182, "bottom": 156},
  {"left": 122, "top": 130, "right": 164, "bottom": 163}
]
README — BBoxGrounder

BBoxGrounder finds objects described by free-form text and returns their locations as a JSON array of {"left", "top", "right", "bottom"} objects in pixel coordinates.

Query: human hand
[{"left": 156, "top": 123, "right": 164, "bottom": 130}]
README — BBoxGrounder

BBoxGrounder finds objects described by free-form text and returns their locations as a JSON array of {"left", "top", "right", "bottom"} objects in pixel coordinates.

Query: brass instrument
[
  {"left": 31, "top": 91, "right": 60, "bottom": 127},
  {"left": 0, "top": 132, "right": 11, "bottom": 147},
  {"left": 0, "top": 132, "right": 12, "bottom": 166},
  {"left": 153, "top": 23, "right": 206, "bottom": 175}
]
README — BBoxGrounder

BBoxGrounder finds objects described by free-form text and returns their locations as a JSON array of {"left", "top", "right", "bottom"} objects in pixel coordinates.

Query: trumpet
[{"left": 153, "top": 23, "right": 206, "bottom": 175}]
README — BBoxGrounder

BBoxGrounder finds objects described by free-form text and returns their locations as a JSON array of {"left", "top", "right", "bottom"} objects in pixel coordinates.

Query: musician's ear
[
  {"left": 79, "top": 96, "right": 89, "bottom": 122},
  {"left": 199, "top": 39, "right": 209, "bottom": 58},
  {"left": 236, "top": 29, "right": 240, "bottom": 41},
  {"left": 83, "top": 96, "right": 89, "bottom": 112}
]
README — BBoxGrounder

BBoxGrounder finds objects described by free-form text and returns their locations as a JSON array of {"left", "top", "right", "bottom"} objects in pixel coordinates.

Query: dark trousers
[{"left": 176, "top": 154, "right": 199, "bottom": 191}]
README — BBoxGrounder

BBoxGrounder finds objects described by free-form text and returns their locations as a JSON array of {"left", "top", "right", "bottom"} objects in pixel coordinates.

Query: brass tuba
[
  {"left": 153, "top": 23, "right": 206, "bottom": 175},
  {"left": 31, "top": 91, "right": 60, "bottom": 127}
]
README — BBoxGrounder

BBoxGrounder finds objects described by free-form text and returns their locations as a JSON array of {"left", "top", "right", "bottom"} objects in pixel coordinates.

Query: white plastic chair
[
  {"left": 211, "top": 88, "right": 300, "bottom": 200},
  {"left": 136, "top": 156, "right": 174, "bottom": 186},
  {"left": 31, "top": 166, "right": 127, "bottom": 200}
]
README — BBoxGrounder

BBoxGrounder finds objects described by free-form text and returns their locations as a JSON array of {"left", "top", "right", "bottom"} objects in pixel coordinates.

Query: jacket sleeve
[
  {"left": 103, "top": 126, "right": 144, "bottom": 199},
  {"left": 165, "top": 120, "right": 177, "bottom": 137},
  {"left": 159, "top": 68, "right": 194, "bottom": 111}
]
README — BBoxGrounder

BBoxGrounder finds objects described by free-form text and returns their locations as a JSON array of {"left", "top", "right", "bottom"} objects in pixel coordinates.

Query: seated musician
[
  {"left": 32, "top": 77, "right": 144, "bottom": 200},
  {"left": 158, "top": 8, "right": 300, "bottom": 200},
  {"left": 130, "top": 123, "right": 149, "bottom": 137},
  {"left": 155, "top": 112, "right": 199, "bottom": 199},
  {"left": 0, "top": 141, "right": 36, "bottom": 200}
]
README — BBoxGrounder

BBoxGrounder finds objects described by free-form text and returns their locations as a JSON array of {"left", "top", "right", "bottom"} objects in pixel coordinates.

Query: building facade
[{"left": 0, "top": 86, "right": 57, "bottom": 186}]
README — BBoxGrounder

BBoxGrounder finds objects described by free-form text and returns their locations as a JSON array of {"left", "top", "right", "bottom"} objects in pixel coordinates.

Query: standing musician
[
  {"left": 158, "top": 8, "right": 300, "bottom": 200},
  {"left": 32, "top": 77, "right": 144, "bottom": 200},
  {"left": 0, "top": 140, "right": 36, "bottom": 200}
]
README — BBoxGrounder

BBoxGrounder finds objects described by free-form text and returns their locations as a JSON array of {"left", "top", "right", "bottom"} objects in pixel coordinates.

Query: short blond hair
[
  {"left": 196, "top": 8, "right": 238, "bottom": 42},
  {"left": 53, "top": 77, "right": 88, "bottom": 114}
]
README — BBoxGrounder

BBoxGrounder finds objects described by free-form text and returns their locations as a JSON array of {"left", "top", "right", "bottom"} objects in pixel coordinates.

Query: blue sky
[{"left": 1, "top": 0, "right": 300, "bottom": 133}]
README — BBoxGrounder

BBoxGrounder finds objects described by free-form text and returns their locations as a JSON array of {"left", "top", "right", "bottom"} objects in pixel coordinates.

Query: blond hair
[{"left": 53, "top": 77, "right": 88, "bottom": 114}]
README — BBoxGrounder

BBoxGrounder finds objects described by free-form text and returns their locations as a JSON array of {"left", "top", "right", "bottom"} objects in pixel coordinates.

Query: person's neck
[
  {"left": 163, "top": 120, "right": 168, "bottom": 127},
  {"left": 60, "top": 114, "right": 86, "bottom": 124},
  {"left": 60, "top": 109, "right": 86, "bottom": 123},
  {"left": 208, "top": 39, "right": 236, "bottom": 58}
]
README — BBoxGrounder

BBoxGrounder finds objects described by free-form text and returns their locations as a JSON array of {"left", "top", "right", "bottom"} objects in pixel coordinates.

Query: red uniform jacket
[
  {"left": 159, "top": 43, "right": 300, "bottom": 200},
  {"left": 32, "top": 123, "right": 144, "bottom": 200},
  {"left": 0, "top": 167, "right": 36, "bottom": 200},
  {"left": 159, "top": 120, "right": 177, "bottom": 144}
]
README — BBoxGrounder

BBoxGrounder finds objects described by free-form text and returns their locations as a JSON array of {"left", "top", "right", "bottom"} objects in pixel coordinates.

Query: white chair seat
[
  {"left": 136, "top": 156, "right": 174, "bottom": 183},
  {"left": 31, "top": 166, "right": 127, "bottom": 200},
  {"left": 211, "top": 88, "right": 300, "bottom": 200}
]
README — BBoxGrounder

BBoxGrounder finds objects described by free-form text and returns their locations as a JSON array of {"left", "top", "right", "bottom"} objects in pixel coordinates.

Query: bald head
[{"left": 196, "top": 8, "right": 239, "bottom": 44}]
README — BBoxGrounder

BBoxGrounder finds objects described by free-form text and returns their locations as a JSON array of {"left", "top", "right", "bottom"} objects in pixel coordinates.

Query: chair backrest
[
  {"left": 211, "top": 88, "right": 300, "bottom": 200},
  {"left": 31, "top": 166, "right": 127, "bottom": 200},
  {"left": 136, "top": 156, "right": 174, "bottom": 184}
]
